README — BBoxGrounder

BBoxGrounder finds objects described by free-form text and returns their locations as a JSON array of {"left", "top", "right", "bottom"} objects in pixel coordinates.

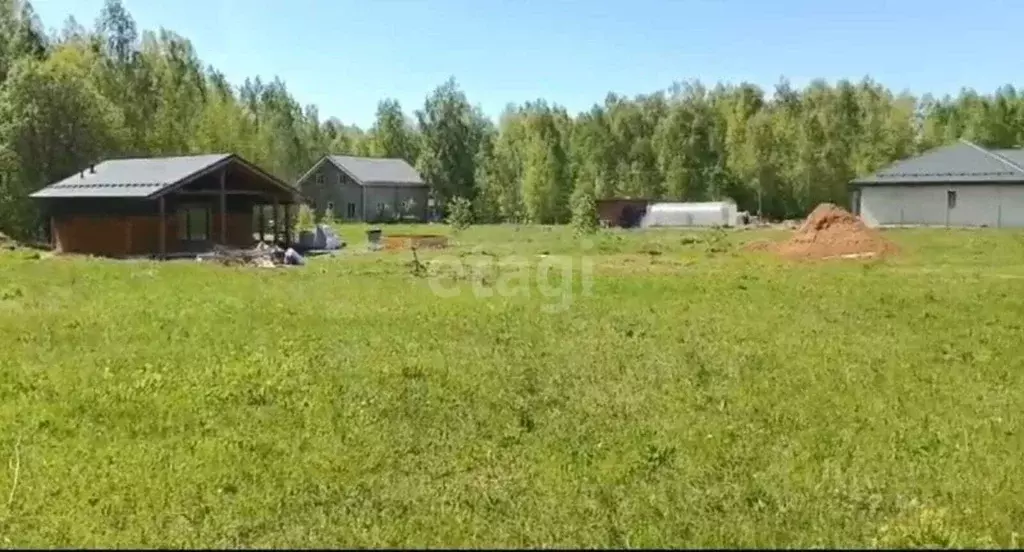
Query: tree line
[{"left": 2, "top": 0, "right": 1023, "bottom": 236}]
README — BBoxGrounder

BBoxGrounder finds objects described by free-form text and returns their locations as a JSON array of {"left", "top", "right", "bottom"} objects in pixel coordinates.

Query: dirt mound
[{"left": 749, "top": 203, "right": 897, "bottom": 260}]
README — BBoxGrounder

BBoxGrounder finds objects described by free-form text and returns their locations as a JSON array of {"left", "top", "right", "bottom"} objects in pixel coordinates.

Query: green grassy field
[{"left": 1, "top": 224, "right": 1023, "bottom": 548}]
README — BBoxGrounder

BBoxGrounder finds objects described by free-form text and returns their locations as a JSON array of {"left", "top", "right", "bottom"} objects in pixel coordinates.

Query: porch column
[
  {"left": 219, "top": 168, "right": 227, "bottom": 244},
  {"left": 258, "top": 203, "right": 265, "bottom": 243},
  {"left": 272, "top": 199, "right": 280, "bottom": 245},
  {"left": 284, "top": 203, "right": 292, "bottom": 246},
  {"left": 50, "top": 217, "right": 59, "bottom": 252},
  {"left": 158, "top": 196, "right": 166, "bottom": 259}
]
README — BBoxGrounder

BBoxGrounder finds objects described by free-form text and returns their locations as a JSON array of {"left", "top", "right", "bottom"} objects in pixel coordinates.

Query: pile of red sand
[{"left": 753, "top": 203, "right": 898, "bottom": 260}]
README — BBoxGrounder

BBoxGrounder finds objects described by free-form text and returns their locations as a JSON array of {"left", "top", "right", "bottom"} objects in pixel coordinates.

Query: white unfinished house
[{"left": 850, "top": 140, "right": 1024, "bottom": 228}]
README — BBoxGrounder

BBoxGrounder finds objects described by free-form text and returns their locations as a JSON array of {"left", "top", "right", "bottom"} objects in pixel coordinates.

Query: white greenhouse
[{"left": 640, "top": 200, "right": 740, "bottom": 228}]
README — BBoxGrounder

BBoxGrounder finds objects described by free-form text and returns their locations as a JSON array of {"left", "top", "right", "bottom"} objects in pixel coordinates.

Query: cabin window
[
  {"left": 315, "top": 171, "right": 324, "bottom": 185},
  {"left": 947, "top": 190, "right": 957, "bottom": 209},
  {"left": 347, "top": 203, "right": 356, "bottom": 218},
  {"left": 178, "top": 205, "right": 210, "bottom": 241}
]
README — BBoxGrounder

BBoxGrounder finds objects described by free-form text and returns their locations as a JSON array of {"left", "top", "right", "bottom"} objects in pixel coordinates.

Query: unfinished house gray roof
[
  {"left": 327, "top": 155, "right": 425, "bottom": 187},
  {"left": 851, "top": 140, "right": 1024, "bottom": 186},
  {"left": 30, "top": 154, "right": 297, "bottom": 199},
  {"left": 990, "top": 148, "right": 1024, "bottom": 168}
]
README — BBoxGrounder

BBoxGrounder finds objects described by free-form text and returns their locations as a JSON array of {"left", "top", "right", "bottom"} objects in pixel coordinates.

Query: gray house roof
[
  {"left": 299, "top": 155, "right": 426, "bottom": 188},
  {"left": 851, "top": 140, "right": 1024, "bottom": 186},
  {"left": 30, "top": 154, "right": 298, "bottom": 199}
]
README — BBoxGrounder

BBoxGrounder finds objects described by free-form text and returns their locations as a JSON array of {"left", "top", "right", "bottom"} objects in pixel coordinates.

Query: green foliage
[
  {"left": 703, "top": 225, "right": 730, "bottom": 254},
  {"left": 471, "top": 129, "right": 502, "bottom": 224},
  {"left": 369, "top": 98, "right": 418, "bottom": 162},
  {"left": 415, "top": 78, "right": 484, "bottom": 206},
  {"left": 319, "top": 204, "right": 335, "bottom": 226},
  {"left": 569, "top": 186, "right": 598, "bottom": 235},
  {"left": 872, "top": 502, "right": 997, "bottom": 549},
  {"left": 521, "top": 117, "right": 570, "bottom": 224},
  {"left": 295, "top": 204, "right": 315, "bottom": 231},
  {"left": 445, "top": 195, "right": 473, "bottom": 231},
  {"left": 4, "top": 0, "right": 1024, "bottom": 239},
  {"left": 0, "top": 226, "right": 1022, "bottom": 547},
  {"left": 2, "top": 2, "right": 1024, "bottom": 547},
  {"left": 0, "top": 45, "right": 124, "bottom": 239}
]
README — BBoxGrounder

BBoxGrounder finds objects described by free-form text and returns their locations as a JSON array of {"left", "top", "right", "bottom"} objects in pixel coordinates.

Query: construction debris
[
  {"left": 298, "top": 224, "right": 344, "bottom": 251},
  {"left": 283, "top": 247, "right": 305, "bottom": 266},
  {"left": 196, "top": 242, "right": 301, "bottom": 268}
]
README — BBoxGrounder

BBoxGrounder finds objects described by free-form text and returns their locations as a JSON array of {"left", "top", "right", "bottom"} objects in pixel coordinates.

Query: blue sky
[{"left": 32, "top": 0, "right": 1023, "bottom": 128}]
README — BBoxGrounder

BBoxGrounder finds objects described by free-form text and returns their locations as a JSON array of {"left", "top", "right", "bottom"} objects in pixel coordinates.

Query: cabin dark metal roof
[
  {"left": 29, "top": 154, "right": 299, "bottom": 199},
  {"left": 851, "top": 140, "right": 1024, "bottom": 186},
  {"left": 30, "top": 154, "right": 231, "bottom": 198}
]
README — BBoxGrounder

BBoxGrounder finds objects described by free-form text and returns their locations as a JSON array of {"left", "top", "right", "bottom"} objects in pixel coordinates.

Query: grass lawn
[{"left": 0, "top": 224, "right": 1022, "bottom": 547}]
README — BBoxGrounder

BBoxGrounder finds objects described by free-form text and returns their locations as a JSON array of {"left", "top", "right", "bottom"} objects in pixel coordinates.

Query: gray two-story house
[{"left": 296, "top": 155, "right": 429, "bottom": 222}]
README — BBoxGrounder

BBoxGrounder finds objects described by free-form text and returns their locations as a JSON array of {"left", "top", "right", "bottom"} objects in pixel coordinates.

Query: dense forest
[{"left": 2, "top": 0, "right": 1024, "bottom": 236}]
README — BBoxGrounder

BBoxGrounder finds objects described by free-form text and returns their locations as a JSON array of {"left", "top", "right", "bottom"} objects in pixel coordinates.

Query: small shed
[
  {"left": 596, "top": 198, "right": 653, "bottom": 228},
  {"left": 640, "top": 200, "right": 739, "bottom": 228},
  {"left": 30, "top": 154, "right": 303, "bottom": 258}
]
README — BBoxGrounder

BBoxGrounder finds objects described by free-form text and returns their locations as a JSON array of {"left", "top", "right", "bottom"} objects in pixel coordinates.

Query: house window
[
  {"left": 347, "top": 203, "right": 356, "bottom": 218},
  {"left": 947, "top": 190, "right": 957, "bottom": 209},
  {"left": 177, "top": 205, "right": 210, "bottom": 241},
  {"left": 338, "top": 173, "right": 345, "bottom": 185},
  {"left": 315, "top": 171, "right": 324, "bottom": 185}
]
